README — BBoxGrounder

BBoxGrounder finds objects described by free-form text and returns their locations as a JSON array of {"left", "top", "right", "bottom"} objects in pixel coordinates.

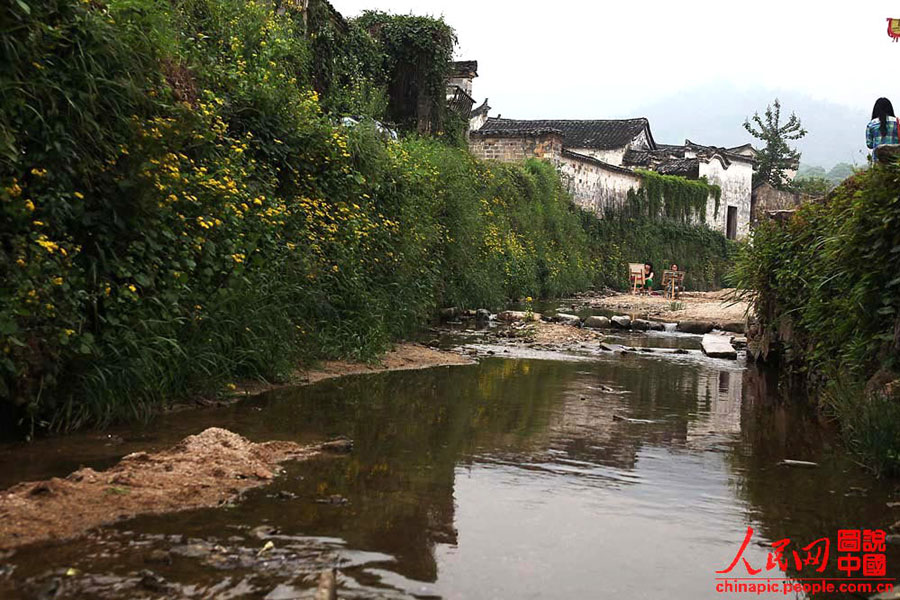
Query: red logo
[{"left": 714, "top": 527, "right": 895, "bottom": 596}]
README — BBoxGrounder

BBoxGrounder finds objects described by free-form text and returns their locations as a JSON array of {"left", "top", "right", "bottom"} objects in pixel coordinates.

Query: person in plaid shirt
[{"left": 866, "top": 97, "right": 899, "bottom": 160}]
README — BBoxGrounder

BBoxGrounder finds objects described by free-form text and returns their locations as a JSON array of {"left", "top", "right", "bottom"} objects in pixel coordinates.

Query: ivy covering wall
[{"left": 629, "top": 170, "right": 722, "bottom": 222}]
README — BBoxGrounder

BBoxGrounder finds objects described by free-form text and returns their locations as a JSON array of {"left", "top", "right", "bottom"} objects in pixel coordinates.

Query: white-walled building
[{"left": 470, "top": 117, "right": 754, "bottom": 240}]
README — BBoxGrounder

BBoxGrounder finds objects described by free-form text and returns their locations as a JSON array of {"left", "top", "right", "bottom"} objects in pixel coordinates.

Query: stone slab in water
[
  {"left": 554, "top": 313, "right": 581, "bottom": 326},
  {"left": 584, "top": 316, "right": 609, "bottom": 329},
  {"left": 611, "top": 316, "right": 631, "bottom": 329},
  {"left": 701, "top": 334, "right": 737, "bottom": 359},
  {"left": 677, "top": 321, "right": 715, "bottom": 334}
]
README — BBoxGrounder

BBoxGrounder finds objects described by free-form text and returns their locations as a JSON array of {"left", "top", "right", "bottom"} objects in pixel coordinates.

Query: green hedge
[{"left": 734, "top": 164, "right": 900, "bottom": 474}]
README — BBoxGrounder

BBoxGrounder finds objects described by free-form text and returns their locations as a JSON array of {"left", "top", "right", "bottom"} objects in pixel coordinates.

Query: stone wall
[
  {"left": 750, "top": 182, "right": 812, "bottom": 224},
  {"left": 469, "top": 132, "right": 564, "bottom": 163}
]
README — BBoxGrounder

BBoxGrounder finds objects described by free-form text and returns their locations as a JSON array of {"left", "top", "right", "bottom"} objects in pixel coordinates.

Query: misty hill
[{"left": 630, "top": 83, "right": 870, "bottom": 170}]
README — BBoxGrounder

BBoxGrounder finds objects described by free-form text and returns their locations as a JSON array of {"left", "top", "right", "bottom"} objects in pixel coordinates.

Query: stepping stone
[{"left": 701, "top": 334, "right": 737, "bottom": 359}]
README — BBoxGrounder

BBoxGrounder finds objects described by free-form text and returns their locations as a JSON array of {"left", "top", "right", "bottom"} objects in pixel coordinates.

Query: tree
[
  {"left": 826, "top": 162, "right": 855, "bottom": 183},
  {"left": 743, "top": 99, "right": 807, "bottom": 190},
  {"left": 794, "top": 176, "right": 830, "bottom": 197}
]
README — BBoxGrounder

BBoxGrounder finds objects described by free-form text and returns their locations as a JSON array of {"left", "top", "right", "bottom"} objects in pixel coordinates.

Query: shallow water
[{"left": 1, "top": 348, "right": 898, "bottom": 599}]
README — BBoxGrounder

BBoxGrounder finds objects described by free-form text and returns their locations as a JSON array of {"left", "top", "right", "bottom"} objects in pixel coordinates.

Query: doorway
[{"left": 726, "top": 206, "right": 737, "bottom": 240}]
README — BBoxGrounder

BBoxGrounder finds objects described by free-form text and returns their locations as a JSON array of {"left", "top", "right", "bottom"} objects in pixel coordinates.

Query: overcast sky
[{"left": 331, "top": 0, "right": 898, "bottom": 166}]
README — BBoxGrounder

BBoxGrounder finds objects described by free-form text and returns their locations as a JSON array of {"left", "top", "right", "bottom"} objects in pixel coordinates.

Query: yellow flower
[
  {"left": 52, "top": 277, "right": 63, "bottom": 285},
  {"left": 36, "top": 236, "right": 59, "bottom": 253},
  {"left": 226, "top": 383, "right": 237, "bottom": 391},
  {"left": 63, "top": 329, "right": 75, "bottom": 337},
  {"left": 16, "top": 258, "right": 25, "bottom": 267},
  {"left": 24, "top": 199, "right": 35, "bottom": 212},
  {"left": 5, "top": 182, "right": 22, "bottom": 197},
  {"left": 525, "top": 297, "right": 533, "bottom": 303},
  {"left": 33, "top": 220, "right": 44, "bottom": 226},
  {"left": 231, "top": 253, "right": 245, "bottom": 263},
  {"left": 127, "top": 284, "right": 137, "bottom": 293},
  {"left": 30, "top": 168, "right": 47, "bottom": 177},
  {"left": 73, "top": 192, "right": 84, "bottom": 200}
]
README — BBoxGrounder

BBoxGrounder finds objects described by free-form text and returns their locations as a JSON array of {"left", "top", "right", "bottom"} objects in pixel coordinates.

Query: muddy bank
[
  {"left": 232, "top": 343, "right": 473, "bottom": 397},
  {"left": 577, "top": 289, "right": 749, "bottom": 326},
  {"left": 0, "top": 428, "right": 342, "bottom": 550}
]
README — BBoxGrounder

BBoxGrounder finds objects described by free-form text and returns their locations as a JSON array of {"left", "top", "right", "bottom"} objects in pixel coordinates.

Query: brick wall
[{"left": 469, "top": 132, "right": 564, "bottom": 163}]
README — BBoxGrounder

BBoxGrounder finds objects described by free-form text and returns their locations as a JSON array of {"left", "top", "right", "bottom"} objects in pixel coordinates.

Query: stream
[{"left": 0, "top": 326, "right": 898, "bottom": 599}]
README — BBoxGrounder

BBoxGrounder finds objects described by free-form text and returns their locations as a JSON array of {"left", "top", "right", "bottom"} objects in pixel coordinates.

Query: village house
[
  {"left": 622, "top": 139, "right": 756, "bottom": 239},
  {"left": 469, "top": 117, "right": 755, "bottom": 240}
]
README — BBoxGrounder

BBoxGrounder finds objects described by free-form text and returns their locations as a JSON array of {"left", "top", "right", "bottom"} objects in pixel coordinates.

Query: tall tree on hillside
[{"left": 743, "top": 99, "right": 807, "bottom": 190}]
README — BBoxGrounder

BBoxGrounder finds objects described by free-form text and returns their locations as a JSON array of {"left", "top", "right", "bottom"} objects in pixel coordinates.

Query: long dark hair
[{"left": 872, "top": 97, "right": 895, "bottom": 136}]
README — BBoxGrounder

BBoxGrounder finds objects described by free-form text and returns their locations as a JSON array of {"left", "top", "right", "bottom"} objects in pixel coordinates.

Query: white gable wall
[
  {"left": 568, "top": 147, "right": 627, "bottom": 166},
  {"left": 699, "top": 158, "right": 753, "bottom": 239}
]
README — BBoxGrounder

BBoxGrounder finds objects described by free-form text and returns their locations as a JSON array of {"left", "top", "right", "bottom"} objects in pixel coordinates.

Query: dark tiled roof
[
  {"left": 656, "top": 158, "right": 699, "bottom": 178},
  {"left": 475, "top": 117, "right": 652, "bottom": 150},
  {"left": 450, "top": 60, "right": 478, "bottom": 77},
  {"left": 622, "top": 149, "right": 652, "bottom": 167},
  {"left": 561, "top": 149, "right": 641, "bottom": 176},
  {"left": 471, "top": 126, "right": 563, "bottom": 138}
]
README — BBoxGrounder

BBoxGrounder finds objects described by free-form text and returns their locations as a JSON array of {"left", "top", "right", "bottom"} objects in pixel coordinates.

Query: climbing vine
[
  {"left": 627, "top": 170, "right": 721, "bottom": 223},
  {"left": 354, "top": 11, "right": 456, "bottom": 133}
]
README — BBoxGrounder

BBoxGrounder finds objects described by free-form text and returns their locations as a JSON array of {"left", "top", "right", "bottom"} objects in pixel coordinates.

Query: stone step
[{"left": 701, "top": 334, "right": 737, "bottom": 359}]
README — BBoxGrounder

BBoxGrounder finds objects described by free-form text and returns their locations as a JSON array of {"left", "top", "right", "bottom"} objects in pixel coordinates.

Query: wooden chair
[
  {"left": 629, "top": 263, "right": 645, "bottom": 294},
  {"left": 662, "top": 270, "right": 685, "bottom": 300}
]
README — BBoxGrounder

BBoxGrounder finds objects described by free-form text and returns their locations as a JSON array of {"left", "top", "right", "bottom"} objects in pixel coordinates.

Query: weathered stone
[
  {"left": 647, "top": 321, "right": 665, "bottom": 331},
  {"left": 497, "top": 310, "right": 541, "bottom": 323},
  {"left": 475, "top": 309, "right": 491, "bottom": 323},
  {"left": 314, "top": 569, "right": 338, "bottom": 600},
  {"left": 701, "top": 334, "right": 737, "bottom": 359},
  {"left": 320, "top": 438, "right": 353, "bottom": 454},
  {"left": 611, "top": 315, "right": 631, "bottom": 329},
  {"left": 720, "top": 321, "right": 746, "bottom": 334},
  {"left": 584, "top": 316, "right": 610, "bottom": 329},
  {"left": 677, "top": 321, "right": 715, "bottom": 335},
  {"left": 438, "top": 307, "right": 460, "bottom": 321},
  {"left": 632, "top": 319, "right": 651, "bottom": 331},
  {"left": 731, "top": 336, "right": 748, "bottom": 350},
  {"left": 554, "top": 313, "right": 581, "bottom": 326}
]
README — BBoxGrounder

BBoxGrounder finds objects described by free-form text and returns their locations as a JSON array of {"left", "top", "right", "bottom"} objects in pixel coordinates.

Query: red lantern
[{"left": 888, "top": 18, "right": 900, "bottom": 42}]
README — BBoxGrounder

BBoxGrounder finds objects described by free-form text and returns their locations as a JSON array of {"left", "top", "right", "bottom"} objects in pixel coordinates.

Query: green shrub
[
  {"left": 0, "top": 0, "right": 734, "bottom": 435},
  {"left": 734, "top": 163, "right": 900, "bottom": 474}
]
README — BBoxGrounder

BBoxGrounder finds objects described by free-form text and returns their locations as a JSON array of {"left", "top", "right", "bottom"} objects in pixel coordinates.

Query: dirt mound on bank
[{"left": 0, "top": 428, "right": 323, "bottom": 550}]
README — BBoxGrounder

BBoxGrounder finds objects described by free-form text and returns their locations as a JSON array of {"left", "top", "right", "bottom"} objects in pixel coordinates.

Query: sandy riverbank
[
  {"left": 0, "top": 428, "right": 347, "bottom": 550},
  {"left": 579, "top": 289, "right": 749, "bottom": 326}
]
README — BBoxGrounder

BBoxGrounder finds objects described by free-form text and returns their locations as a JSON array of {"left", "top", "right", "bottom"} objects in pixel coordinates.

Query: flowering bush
[{"left": 0, "top": 0, "right": 733, "bottom": 434}]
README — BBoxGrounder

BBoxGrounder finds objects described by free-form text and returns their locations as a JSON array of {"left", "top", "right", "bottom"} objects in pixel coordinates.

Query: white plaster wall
[
  {"left": 568, "top": 147, "right": 627, "bottom": 166},
  {"left": 699, "top": 158, "right": 753, "bottom": 239},
  {"left": 569, "top": 130, "right": 650, "bottom": 167},
  {"left": 448, "top": 76, "right": 473, "bottom": 98},
  {"left": 469, "top": 112, "right": 489, "bottom": 132},
  {"left": 557, "top": 156, "right": 642, "bottom": 214},
  {"left": 631, "top": 129, "right": 653, "bottom": 152}
]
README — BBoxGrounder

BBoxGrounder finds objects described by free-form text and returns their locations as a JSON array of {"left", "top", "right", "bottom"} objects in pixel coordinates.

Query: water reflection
[{"left": 1, "top": 357, "right": 897, "bottom": 599}]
